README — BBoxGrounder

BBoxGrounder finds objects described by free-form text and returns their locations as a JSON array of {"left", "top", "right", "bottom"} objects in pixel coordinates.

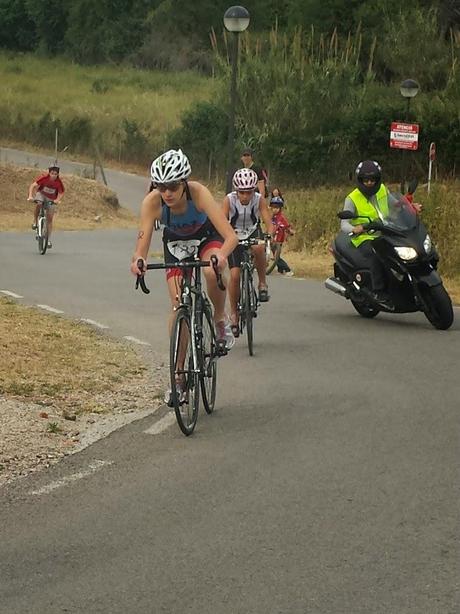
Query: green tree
[
  {"left": 0, "top": 0, "right": 36, "bottom": 50},
  {"left": 25, "top": 0, "right": 67, "bottom": 54},
  {"left": 64, "top": 0, "right": 150, "bottom": 63}
]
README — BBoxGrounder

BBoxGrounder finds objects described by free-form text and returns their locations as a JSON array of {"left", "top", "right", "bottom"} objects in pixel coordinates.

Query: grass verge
[
  {"left": 0, "top": 52, "right": 215, "bottom": 162},
  {"left": 0, "top": 297, "right": 148, "bottom": 413}
]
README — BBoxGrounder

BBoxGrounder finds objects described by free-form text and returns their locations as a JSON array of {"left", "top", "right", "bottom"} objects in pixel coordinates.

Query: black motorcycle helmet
[{"left": 355, "top": 160, "right": 382, "bottom": 197}]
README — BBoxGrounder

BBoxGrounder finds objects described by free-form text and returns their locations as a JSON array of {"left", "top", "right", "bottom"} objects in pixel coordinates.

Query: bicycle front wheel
[
  {"left": 242, "top": 268, "right": 254, "bottom": 356},
  {"left": 199, "top": 300, "right": 217, "bottom": 414},
  {"left": 170, "top": 308, "right": 199, "bottom": 436},
  {"left": 266, "top": 242, "right": 282, "bottom": 274},
  {"left": 38, "top": 215, "right": 48, "bottom": 255}
]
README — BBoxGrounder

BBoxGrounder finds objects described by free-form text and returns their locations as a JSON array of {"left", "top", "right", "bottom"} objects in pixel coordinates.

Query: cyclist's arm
[
  {"left": 257, "top": 179, "right": 265, "bottom": 197},
  {"left": 28, "top": 181, "right": 39, "bottom": 200},
  {"left": 259, "top": 196, "right": 275, "bottom": 235},
  {"left": 222, "top": 195, "right": 230, "bottom": 221},
  {"left": 192, "top": 183, "right": 238, "bottom": 258},
  {"left": 54, "top": 184, "right": 65, "bottom": 203},
  {"left": 131, "top": 192, "right": 161, "bottom": 266}
]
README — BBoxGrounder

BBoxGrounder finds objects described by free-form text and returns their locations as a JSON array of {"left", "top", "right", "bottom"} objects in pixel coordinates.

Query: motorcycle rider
[{"left": 340, "top": 160, "right": 396, "bottom": 303}]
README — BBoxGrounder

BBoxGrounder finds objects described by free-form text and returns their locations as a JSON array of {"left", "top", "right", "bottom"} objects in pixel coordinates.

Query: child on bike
[
  {"left": 222, "top": 168, "right": 274, "bottom": 336},
  {"left": 269, "top": 190, "right": 295, "bottom": 276},
  {"left": 28, "top": 164, "right": 65, "bottom": 249}
]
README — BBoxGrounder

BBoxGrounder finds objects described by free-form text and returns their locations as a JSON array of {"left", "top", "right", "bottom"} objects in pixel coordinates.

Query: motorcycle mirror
[{"left": 337, "top": 210, "right": 354, "bottom": 220}]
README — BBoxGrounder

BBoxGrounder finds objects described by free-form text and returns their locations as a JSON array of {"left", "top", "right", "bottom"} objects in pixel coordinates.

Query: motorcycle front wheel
[{"left": 420, "top": 284, "right": 454, "bottom": 330}]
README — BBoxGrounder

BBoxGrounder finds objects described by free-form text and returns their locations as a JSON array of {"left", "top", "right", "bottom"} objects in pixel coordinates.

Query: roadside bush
[
  {"left": 62, "top": 116, "right": 93, "bottom": 151},
  {"left": 168, "top": 101, "right": 228, "bottom": 176},
  {"left": 91, "top": 78, "right": 111, "bottom": 94},
  {"left": 121, "top": 118, "right": 148, "bottom": 162}
]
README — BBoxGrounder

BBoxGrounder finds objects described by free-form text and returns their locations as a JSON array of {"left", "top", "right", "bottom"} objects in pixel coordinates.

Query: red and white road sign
[{"left": 390, "top": 122, "right": 419, "bottom": 150}]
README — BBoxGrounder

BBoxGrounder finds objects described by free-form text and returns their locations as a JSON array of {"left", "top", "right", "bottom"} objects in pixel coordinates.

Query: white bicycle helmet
[
  {"left": 233, "top": 168, "right": 258, "bottom": 191},
  {"left": 150, "top": 149, "right": 191, "bottom": 183}
]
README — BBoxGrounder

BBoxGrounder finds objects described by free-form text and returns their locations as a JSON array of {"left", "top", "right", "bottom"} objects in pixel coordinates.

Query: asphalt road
[{"left": 0, "top": 153, "right": 459, "bottom": 613}]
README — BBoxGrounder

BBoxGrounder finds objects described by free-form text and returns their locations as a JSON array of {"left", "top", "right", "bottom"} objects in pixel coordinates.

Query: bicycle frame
[
  {"left": 237, "top": 237, "right": 264, "bottom": 326},
  {"left": 136, "top": 256, "right": 225, "bottom": 434}
]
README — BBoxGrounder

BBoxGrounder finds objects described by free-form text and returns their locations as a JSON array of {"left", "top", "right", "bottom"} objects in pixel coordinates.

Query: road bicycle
[
  {"left": 236, "top": 236, "right": 268, "bottom": 356},
  {"left": 136, "top": 255, "right": 227, "bottom": 436}
]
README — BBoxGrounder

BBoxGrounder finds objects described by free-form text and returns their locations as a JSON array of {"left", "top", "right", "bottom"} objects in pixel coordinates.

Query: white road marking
[
  {"left": 29, "top": 459, "right": 112, "bottom": 496},
  {"left": 80, "top": 318, "right": 109, "bottom": 330},
  {"left": 144, "top": 413, "right": 176, "bottom": 435},
  {"left": 1, "top": 290, "right": 24, "bottom": 298},
  {"left": 123, "top": 336, "right": 151, "bottom": 346},
  {"left": 36, "top": 304, "right": 64, "bottom": 314}
]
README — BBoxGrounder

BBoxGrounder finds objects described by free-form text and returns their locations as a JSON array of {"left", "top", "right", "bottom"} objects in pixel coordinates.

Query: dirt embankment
[{"left": 0, "top": 163, "right": 137, "bottom": 231}]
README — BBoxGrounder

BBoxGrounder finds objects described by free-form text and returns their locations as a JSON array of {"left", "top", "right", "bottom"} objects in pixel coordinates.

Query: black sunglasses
[{"left": 153, "top": 181, "right": 183, "bottom": 193}]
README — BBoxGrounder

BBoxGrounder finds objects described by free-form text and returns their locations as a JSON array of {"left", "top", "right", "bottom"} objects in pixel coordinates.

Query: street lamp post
[
  {"left": 399, "top": 78, "right": 420, "bottom": 193},
  {"left": 224, "top": 5, "right": 250, "bottom": 193}
]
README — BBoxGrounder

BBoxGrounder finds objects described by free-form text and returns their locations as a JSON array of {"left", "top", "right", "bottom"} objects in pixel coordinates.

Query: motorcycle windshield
[{"left": 376, "top": 192, "right": 418, "bottom": 232}]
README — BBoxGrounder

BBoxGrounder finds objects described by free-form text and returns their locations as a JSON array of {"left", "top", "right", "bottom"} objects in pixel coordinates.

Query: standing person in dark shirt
[
  {"left": 240, "top": 147, "right": 266, "bottom": 196},
  {"left": 227, "top": 147, "right": 267, "bottom": 195}
]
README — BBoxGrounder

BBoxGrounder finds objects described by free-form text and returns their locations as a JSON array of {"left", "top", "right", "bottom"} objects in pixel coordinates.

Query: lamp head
[
  {"left": 224, "top": 5, "right": 250, "bottom": 32},
  {"left": 400, "top": 79, "right": 420, "bottom": 99}
]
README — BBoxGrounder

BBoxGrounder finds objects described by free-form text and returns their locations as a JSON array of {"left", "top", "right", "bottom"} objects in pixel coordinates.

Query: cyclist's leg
[
  {"left": 227, "top": 248, "right": 242, "bottom": 328},
  {"left": 165, "top": 268, "right": 182, "bottom": 333},
  {"left": 33, "top": 203, "right": 40, "bottom": 226},
  {"left": 200, "top": 241, "right": 227, "bottom": 323},
  {"left": 46, "top": 205, "right": 55, "bottom": 241},
  {"left": 200, "top": 240, "right": 235, "bottom": 349},
  {"left": 32, "top": 193, "right": 43, "bottom": 227},
  {"left": 165, "top": 269, "right": 187, "bottom": 403},
  {"left": 252, "top": 243, "right": 269, "bottom": 302}
]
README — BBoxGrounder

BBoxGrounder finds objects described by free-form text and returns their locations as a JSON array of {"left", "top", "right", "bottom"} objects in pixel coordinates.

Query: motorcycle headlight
[
  {"left": 423, "top": 234, "right": 432, "bottom": 253},
  {"left": 394, "top": 246, "right": 418, "bottom": 261}
]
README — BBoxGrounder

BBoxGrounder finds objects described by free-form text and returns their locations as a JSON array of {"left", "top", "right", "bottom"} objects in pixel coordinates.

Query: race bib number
[
  {"left": 235, "top": 227, "right": 256, "bottom": 241},
  {"left": 167, "top": 239, "right": 202, "bottom": 260}
]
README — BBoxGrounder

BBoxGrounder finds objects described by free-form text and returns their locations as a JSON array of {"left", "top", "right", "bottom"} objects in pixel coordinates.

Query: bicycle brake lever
[{"left": 135, "top": 258, "right": 150, "bottom": 294}]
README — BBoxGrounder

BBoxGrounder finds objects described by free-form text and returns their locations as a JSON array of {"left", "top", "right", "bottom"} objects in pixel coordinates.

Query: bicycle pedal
[{"left": 215, "top": 339, "right": 228, "bottom": 357}]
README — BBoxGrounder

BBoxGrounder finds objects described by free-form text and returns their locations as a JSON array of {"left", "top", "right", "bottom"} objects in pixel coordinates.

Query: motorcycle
[{"left": 325, "top": 192, "right": 454, "bottom": 330}]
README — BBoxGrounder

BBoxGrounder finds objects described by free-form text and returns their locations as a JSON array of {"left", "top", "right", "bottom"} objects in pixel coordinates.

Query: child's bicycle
[
  {"left": 136, "top": 255, "right": 227, "bottom": 436},
  {"left": 29, "top": 197, "right": 53, "bottom": 255}
]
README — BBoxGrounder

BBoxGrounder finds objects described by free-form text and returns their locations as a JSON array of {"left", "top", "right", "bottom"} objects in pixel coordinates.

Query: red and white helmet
[{"left": 232, "top": 168, "right": 258, "bottom": 191}]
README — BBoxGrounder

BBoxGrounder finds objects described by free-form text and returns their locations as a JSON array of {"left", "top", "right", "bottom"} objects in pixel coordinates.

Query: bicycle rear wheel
[
  {"left": 266, "top": 242, "right": 282, "bottom": 274},
  {"left": 242, "top": 268, "right": 254, "bottom": 356},
  {"left": 170, "top": 308, "right": 199, "bottom": 436},
  {"left": 199, "top": 300, "right": 217, "bottom": 414},
  {"left": 38, "top": 215, "right": 48, "bottom": 255}
]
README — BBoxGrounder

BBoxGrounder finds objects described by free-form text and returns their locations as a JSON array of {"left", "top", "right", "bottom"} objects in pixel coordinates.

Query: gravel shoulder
[{"left": 0, "top": 354, "right": 166, "bottom": 488}]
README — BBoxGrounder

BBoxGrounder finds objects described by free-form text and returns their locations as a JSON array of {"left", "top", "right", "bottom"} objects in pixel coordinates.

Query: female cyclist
[{"left": 131, "top": 149, "right": 238, "bottom": 352}]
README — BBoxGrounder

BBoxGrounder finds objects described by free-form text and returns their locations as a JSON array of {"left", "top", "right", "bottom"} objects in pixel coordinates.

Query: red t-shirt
[
  {"left": 271, "top": 211, "right": 291, "bottom": 243},
  {"left": 35, "top": 174, "right": 65, "bottom": 201}
]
